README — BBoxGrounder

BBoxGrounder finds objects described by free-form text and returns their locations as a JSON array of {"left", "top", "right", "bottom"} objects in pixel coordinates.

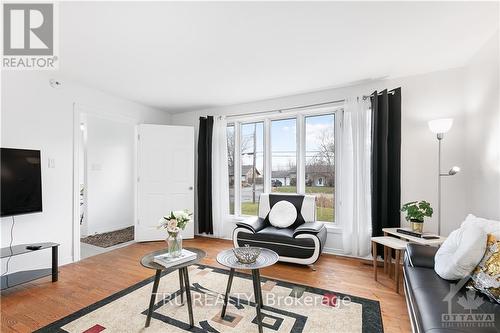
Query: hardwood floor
[{"left": 1, "top": 237, "right": 411, "bottom": 332}]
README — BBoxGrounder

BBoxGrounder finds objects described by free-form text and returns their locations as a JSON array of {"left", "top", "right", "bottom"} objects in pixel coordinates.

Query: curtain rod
[
  {"left": 224, "top": 99, "right": 346, "bottom": 119},
  {"left": 362, "top": 89, "right": 396, "bottom": 100}
]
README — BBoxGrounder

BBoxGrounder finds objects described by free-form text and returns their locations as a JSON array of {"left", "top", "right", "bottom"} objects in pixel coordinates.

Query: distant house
[
  {"left": 271, "top": 169, "right": 296, "bottom": 186},
  {"left": 270, "top": 165, "right": 333, "bottom": 187},
  {"left": 228, "top": 165, "right": 262, "bottom": 185},
  {"left": 230, "top": 164, "right": 333, "bottom": 187},
  {"left": 305, "top": 164, "right": 333, "bottom": 187}
]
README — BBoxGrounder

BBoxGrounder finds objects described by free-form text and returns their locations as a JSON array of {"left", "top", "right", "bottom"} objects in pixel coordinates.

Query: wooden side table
[
  {"left": 382, "top": 227, "right": 446, "bottom": 246},
  {"left": 371, "top": 236, "right": 408, "bottom": 293}
]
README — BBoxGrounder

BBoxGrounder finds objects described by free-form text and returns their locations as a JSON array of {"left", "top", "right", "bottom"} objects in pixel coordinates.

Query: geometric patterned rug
[{"left": 34, "top": 264, "right": 383, "bottom": 333}]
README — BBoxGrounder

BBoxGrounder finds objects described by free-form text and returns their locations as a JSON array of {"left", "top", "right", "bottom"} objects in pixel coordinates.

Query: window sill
[{"left": 324, "top": 223, "right": 342, "bottom": 233}]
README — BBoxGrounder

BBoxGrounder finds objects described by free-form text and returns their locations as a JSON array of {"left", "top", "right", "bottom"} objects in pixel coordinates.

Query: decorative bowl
[{"left": 233, "top": 246, "right": 261, "bottom": 264}]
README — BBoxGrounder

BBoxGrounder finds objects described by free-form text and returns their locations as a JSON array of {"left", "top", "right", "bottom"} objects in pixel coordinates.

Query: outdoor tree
[
  {"left": 309, "top": 127, "right": 335, "bottom": 185},
  {"left": 227, "top": 127, "right": 251, "bottom": 168},
  {"left": 316, "top": 127, "right": 335, "bottom": 168}
]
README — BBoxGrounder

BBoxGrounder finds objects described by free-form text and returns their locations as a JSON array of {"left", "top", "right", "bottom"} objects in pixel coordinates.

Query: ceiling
[{"left": 59, "top": 2, "right": 499, "bottom": 112}]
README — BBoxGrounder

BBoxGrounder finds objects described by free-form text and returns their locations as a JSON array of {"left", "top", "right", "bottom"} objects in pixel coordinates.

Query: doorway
[{"left": 76, "top": 107, "right": 136, "bottom": 260}]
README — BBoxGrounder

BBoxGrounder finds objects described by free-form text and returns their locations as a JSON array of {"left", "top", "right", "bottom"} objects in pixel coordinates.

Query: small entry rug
[
  {"left": 35, "top": 264, "right": 383, "bottom": 333},
  {"left": 80, "top": 226, "right": 134, "bottom": 248}
]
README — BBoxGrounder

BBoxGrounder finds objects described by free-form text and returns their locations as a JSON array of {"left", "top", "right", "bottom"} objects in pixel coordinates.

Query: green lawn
[
  {"left": 316, "top": 207, "right": 334, "bottom": 222},
  {"left": 241, "top": 202, "right": 334, "bottom": 222},
  {"left": 241, "top": 202, "right": 259, "bottom": 216}
]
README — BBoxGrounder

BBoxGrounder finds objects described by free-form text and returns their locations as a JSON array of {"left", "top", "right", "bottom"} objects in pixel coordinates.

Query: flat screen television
[{"left": 1, "top": 148, "right": 42, "bottom": 217}]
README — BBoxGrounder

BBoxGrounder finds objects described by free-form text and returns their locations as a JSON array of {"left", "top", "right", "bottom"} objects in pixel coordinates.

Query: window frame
[
  {"left": 227, "top": 105, "right": 343, "bottom": 225},
  {"left": 238, "top": 120, "right": 265, "bottom": 217}
]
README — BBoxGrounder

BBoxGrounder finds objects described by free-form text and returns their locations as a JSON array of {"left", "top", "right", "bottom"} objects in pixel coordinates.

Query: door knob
[{"left": 189, "top": 186, "right": 193, "bottom": 190}]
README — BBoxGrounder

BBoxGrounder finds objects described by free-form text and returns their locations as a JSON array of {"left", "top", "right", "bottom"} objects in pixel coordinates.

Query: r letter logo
[{"left": 3, "top": 3, "right": 58, "bottom": 69}]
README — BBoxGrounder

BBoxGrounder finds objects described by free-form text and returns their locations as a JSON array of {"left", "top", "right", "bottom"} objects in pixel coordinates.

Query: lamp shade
[{"left": 428, "top": 118, "right": 453, "bottom": 134}]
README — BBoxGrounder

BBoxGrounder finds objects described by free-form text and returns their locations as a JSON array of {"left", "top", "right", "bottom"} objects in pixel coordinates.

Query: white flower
[
  {"left": 167, "top": 219, "right": 178, "bottom": 229},
  {"left": 174, "top": 211, "right": 186, "bottom": 219},
  {"left": 167, "top": 226, "right": 180, "bottom": 234},
  {"left": 158, "top": 217, "right": 168, "bottom": 229}
]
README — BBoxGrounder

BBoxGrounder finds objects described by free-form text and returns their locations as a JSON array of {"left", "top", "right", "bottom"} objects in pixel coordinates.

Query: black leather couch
[
  {"left": 404, "top": 243, "right": 500, "bottom": 333},
  {"left": 233, "top": 193, "right": 327, "bottom": 265}
]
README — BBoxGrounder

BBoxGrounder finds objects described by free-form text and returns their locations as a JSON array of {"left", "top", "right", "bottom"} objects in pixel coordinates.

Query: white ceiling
[{"left": 60, "top": 2, "right": 499, "bottom": 112}]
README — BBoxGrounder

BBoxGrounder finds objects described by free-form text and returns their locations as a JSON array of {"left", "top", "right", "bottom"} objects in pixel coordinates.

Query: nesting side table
[
  {"left": 216, "top": 248, "right": 279, "bottom": 333},
  {"left": 140, "top": 247, "right": 206, "bottom": 328}
]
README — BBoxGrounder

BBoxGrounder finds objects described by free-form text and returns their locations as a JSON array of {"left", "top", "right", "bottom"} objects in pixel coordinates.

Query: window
[
  {"left": 305, "top": 114, "right": 335, "bottom": 222},
  {"left": 240, "top": 122, "right": 264, "bottom": 216},
  {"left": 228, "top": 108, "right": 338, "bottom": 223},
  {"left": 271, "top": 118, "right": 296, "bottom": 193},
  {"left": 227, "top": 124, "right": 235, "bottom": 214}
]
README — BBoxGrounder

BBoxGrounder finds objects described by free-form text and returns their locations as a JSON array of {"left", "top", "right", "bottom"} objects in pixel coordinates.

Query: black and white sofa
[{"left": 233, "top": 193, "right": 327, "bottom": 265}]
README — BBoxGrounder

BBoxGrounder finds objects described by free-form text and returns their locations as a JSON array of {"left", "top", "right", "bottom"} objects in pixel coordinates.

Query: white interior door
[{"left": 136, "top": 124, "right": 194, "bottom": 241}]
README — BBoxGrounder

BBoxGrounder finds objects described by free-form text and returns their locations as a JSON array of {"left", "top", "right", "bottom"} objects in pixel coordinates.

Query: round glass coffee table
[
  {"left": 216, "top": 248, "right": 279, "bottom": 333},
  {"left": 141, "top": 247, "right": 206, "bottom": 328}
]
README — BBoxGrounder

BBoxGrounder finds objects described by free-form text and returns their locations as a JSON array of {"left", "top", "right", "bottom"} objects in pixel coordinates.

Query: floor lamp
[{"left": 428, "top": 118, "right": 460, "bottom": 236}]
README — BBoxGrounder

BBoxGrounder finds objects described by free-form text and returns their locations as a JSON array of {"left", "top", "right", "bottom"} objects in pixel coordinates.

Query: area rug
[
  {"left": 35, "top": 264, "right": 383, "bottom": 333},
  {"left": 80, "top": 226, "right": 134, "bottom": 248}
]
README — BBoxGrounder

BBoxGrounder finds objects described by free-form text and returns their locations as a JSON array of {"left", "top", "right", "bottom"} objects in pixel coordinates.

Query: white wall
[
  {"left": 85, "top": 114, "right": 135, "bottom": 235},
  {"left": 1, "top": 71, "right": 170, "bottom": 274},
  {"left": 170, "top": 58, "right": 497, "bottom": 254},
  {"left": 463, "top": 31, "right": 500, "bottom": 220}
]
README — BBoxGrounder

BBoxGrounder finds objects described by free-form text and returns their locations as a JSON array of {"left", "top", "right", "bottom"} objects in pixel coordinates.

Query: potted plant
[
  {"left": 159, "top": 210, "right": 192, "bottom": 258},
  {"left": 401, "top": 201, "right": 433, "bottom": 233}
]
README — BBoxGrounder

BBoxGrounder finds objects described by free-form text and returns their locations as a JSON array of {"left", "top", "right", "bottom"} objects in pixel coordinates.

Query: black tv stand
[{"left": 1, "top": 242, "right": 59, "bottom": 289}]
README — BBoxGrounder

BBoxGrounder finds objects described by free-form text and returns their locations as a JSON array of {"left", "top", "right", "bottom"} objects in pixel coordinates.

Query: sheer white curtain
[
  {"left": 340, "top": 97, "right": 372, "bottom": 257},
  {"left": 211, "top": 116, "right": 230, "bottom": 238}
]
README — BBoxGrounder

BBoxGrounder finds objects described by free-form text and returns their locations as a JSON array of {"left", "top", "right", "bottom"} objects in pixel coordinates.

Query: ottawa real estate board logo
[{"left": 2, "top": 2, "right": 58, "bottom": 70}]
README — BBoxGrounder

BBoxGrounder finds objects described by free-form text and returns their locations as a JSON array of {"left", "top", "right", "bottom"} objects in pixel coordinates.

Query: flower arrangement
[{"left": 159, "top": 210, "right": 192, "bottom": 236}]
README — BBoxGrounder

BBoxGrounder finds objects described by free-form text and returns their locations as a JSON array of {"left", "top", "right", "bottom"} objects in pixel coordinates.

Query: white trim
[
  {"left": 234, "top": 122, "right": 241, "bottom": 215},
  {"left": 324, "top": 224, "right": 342, "bottom": 232},
  {"left": 334, "top": 110, "right": 342, "bottom": 226},
  {"left": 72, "top": 103, "right": 80, "bottom": 262},
  {"left": 297, "top": 113, "right": 305, "bottom": 194},
  {"left": 72, "top": 103, "right": 138, "bottom": 263},
  {"left": 227, "top": 104, "right": 344, "bottom": 123},
  {"left": 264, "top": 118, "right": 271, "bottom": 194}
]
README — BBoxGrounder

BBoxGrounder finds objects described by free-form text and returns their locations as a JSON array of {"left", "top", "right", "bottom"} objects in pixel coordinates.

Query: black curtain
[
  {"left": 371, "top": 88, "right": 402, "bottom": 246},
  {"left": 197, "top": 116, "right": 214, "bottom": 234}
]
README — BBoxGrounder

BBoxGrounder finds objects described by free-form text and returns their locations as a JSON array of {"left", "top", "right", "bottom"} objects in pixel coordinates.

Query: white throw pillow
[
  {"left": 268, "top": 201, "right": 297, "bottom": 228},
  {"left": 461, "top": 214, "right": 500, "bottom": 238},
  {"left": 434, "top": 225, "right": 487, "bottom": 280}
]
